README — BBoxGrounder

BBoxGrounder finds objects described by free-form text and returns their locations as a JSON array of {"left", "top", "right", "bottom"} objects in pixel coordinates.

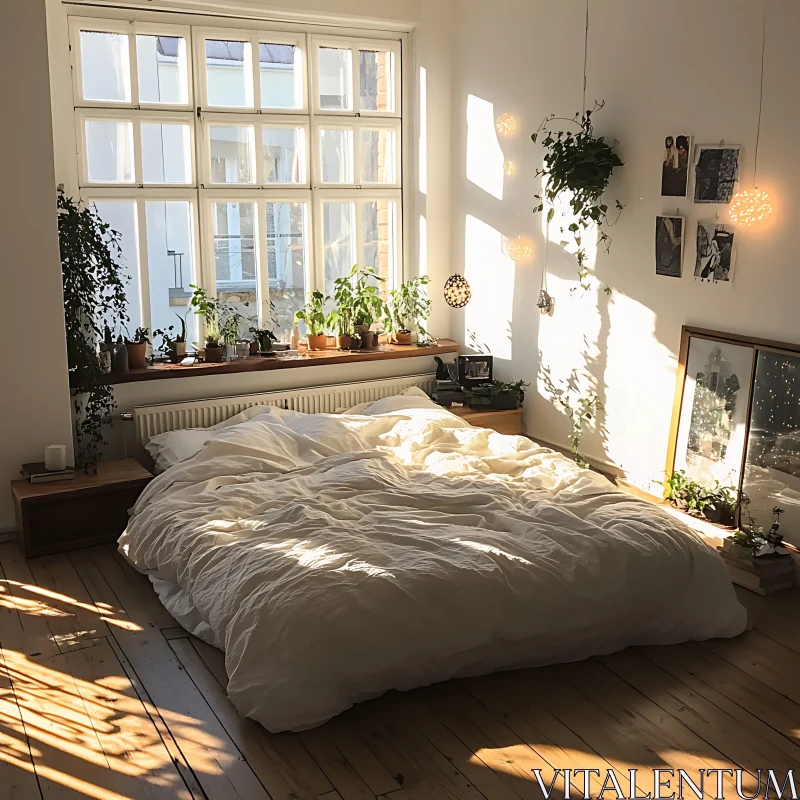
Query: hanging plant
[
  {"left": 532, "top": 101, "right": 624, "bottom": 290},
  {"left": 58, "top": 189, "right": 129, "bottom": 470}
]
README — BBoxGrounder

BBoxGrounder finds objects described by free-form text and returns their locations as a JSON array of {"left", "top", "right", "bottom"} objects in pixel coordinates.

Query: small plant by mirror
[
  {"left": 532, "top": 101, "right": 624, "bottom": 289},
  {"left": 384, "top": 276, "right": 432, "bottom": 338},
  {"left": 58, "top": 189, "right": 129, "bottom": 470},
  {"left": 661, "top": 470, "right": 738, "bottom": 520},
  {"left": 731, "top": 506, "right": 785, "bottom": 556},
  {"left": 294, "top": 290, "right": 336, "bottom": 335}
]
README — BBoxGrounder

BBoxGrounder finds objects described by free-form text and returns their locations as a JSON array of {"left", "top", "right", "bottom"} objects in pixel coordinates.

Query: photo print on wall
[
  {"left": 693, "top": 145, "right": 741, "bottom": 203},
  {"left": 661, "top": 135, "right": 691, "bottom": 197},
  {"left": 695, "top": 220, "right": 737, "bottom": 285},
  {"left": 655, "top": 216, "right": 684, "bottom": 278}
]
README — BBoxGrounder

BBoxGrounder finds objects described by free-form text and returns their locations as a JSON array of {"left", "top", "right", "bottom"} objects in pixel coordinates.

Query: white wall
[
  {"left": 0, "top": 0, "right": 75, "bottom": 530},
  {"left": 450, "top": 0, "right": 800, "bottom": 495}
]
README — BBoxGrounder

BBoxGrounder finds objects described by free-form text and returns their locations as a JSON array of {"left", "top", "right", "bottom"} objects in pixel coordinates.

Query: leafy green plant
[
  {"left": 531, "top": 102, "right": 624, "bottom": 289},
  {"left": 294, "top": 290, "right": 336, "bottom": 335},
  {"left": 384, "top": 276, "right": 432, "bottom": 336},
  {"left": 489, "top": 379, "right": 530, "bottom": 403},
  {"left": 218, "top": 308, "right": 244, "bottom": 346},
  {"left": 331, "top": 264, "right": 386, "bottom": 331},
  {"left": 661, "top": 470, "right": 738, "bottom": 518},
  {"left": 126, "top": 327, "right": 149, "bottom": 345},
  {"left": 731, "top": 507, "right": 785, "bottom": 556},
  {"left": 174, "top": 313, "right": 187, "bottom": 343},
  {"left": 153, "top": 326, "right": 183, "bottom": 361},
  {"left": 250, "top": 327, "right": 277, "bottom": 352},
  {"left": 58, "top": 189, "right": 129, "bottom": 470},
  {"left": 189, "top": 284, "right": 219, "bottom": 346}
]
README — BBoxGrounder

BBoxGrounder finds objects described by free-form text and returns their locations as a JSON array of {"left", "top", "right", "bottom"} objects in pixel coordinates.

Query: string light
[
  {"left": 507, "top": 236, "right": 534, "bottom": 262},
  {"left": 504, "top": 160, "right": 517, "bottom": 176},
  {"left": 495, "top": 114, "right": 517, "bottom": 136},
  {"left": 729, "top": 187, "right": 773, "bottom": 227}
]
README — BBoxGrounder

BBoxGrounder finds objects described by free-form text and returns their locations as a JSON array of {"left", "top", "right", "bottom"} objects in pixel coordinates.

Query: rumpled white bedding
[{"left": 120, "top": 389, "right": 746, "bottom": 732}]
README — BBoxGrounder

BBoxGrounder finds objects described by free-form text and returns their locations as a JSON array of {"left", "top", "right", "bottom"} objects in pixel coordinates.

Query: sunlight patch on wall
[
  {"left": 541, "top": 183, "right": 599, "bottom": 279},
  {"left": 464, "top": 215, "right": 514, "bottom": 359},
  {"left": 605, "top": 291, "right": 676, "bottom": 494},
  {"left": 466, "top": 95, "right": 504, "bottom": 200}
]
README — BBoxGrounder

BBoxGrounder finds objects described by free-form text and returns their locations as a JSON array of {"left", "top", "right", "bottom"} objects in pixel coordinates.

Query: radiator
[{"left": 132, "top": 373, "right": 436, "bottom": 446}]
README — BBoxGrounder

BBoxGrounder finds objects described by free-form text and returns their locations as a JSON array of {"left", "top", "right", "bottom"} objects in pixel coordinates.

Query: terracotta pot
[
  {"left": 307, "top": 333, "right": 328, "bottom": 351},
  {"left": 337, "top": 334, "right": 352, "bottom": 350},
  {"left": 394, "top": 330, "right": 413, "bottom": 346},
  {"left": 126, "top": 342, "right": 147, "bottom": 369},
  {"left": 205, "top": 345, "right": 224, "bottom": 362},
  {"left": 175, "top": 341, "right": 187, "bottom": 357}
]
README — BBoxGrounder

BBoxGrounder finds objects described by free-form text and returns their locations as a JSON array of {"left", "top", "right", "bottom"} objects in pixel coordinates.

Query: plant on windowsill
[
  {"left": 384, "top": 276, "right": 432, "bottom": 345},
  {"left": 219, "top": 308, "right": 245, "bottom": 360},
  {"left": 189, "top": 285, "right": 223, "bottom": 362},
  {"left": 332, "top": 264, "right": 386, "bottom": 350},
  {"left": 660, "top": 470, "right": 738, "bottom": 525},
  {"left": 294, "top": 291, "right": 336, "bottom": 351},
  {"left": 250, "top": 327, "right": 278, "bottom": 356},
  {"left": 124, "top": 327, "right": 149, "bottom": 369},
  {"left": 531, "top": 101, "right": 624, "bottom": 291},
  {"left": 58, "top": 188, "right": 129, "bottom": 471}
]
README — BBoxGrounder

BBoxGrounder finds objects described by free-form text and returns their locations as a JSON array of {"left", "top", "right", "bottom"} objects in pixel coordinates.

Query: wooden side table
[
  {"left": 11, "top": 459, "right": 153, "bottom": 558},
  {"left": 448, "top": 406, "right": 525, "bottom": 436}
]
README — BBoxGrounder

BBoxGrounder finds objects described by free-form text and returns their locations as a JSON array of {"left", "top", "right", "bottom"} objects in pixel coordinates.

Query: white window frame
[{"left": 66, "top": 10, "right": 410, "bottom": 336}]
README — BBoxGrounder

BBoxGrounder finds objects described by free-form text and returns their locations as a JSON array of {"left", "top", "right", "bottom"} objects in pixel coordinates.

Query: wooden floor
[{"left": 2, "top": 542, "right": 800, "bottom": 800}]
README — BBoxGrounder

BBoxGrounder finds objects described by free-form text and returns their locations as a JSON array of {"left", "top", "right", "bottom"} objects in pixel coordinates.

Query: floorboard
[{"left": 0, "top": 542, "right": 799, "bottom": 799}]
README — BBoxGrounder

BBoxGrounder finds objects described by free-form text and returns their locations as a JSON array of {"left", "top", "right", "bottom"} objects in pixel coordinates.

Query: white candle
[{"left": 45, "top": 445, "right": 67, "bottom": 471}]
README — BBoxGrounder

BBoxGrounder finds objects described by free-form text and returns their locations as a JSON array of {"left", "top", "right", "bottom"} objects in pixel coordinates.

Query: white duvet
[{"left": 120, "top": 389, "right": 746, "bottom": 732}]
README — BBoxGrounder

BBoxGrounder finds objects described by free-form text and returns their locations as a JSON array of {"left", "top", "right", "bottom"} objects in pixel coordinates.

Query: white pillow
[{"left": 145, "top": 404, "right": 275, "bottom": 472}]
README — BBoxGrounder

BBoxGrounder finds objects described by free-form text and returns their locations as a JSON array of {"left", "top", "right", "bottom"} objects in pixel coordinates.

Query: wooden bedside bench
[
  {"left": 448, "top": 406, "right": 525, "bottom": 436},
  {"left": 11, "top": 459, "right": 153, "bottom": 558}
]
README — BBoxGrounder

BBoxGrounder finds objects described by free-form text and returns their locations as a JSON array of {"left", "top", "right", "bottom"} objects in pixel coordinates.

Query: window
[{"left": 68, "top": 17, "right": 403, "bottom": 341}]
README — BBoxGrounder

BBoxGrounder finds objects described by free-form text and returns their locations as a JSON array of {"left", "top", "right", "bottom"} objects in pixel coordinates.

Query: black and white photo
[
  {"left": 655, "top": 216, "right": 684, "bottom": 277},
  {"left": 693, "top": 145, "right": 741, "bottom": 203},
  {"left": 661, "top": 134, "right": 691, "bottom": 197},
  {"left": 695, "top": 220, "right": 737, "bottom": 285}
]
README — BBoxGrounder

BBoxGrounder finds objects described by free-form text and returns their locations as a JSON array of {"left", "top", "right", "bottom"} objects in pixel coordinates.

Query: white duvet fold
[{"left": 120, "top": 389, "right": 746, "bottom": 732}]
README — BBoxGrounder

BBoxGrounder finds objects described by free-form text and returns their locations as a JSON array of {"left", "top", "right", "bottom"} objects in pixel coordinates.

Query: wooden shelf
[
  {"left": 449, "top": 406, "right": 524, "bottom": 436},
  {"left": 97, "top": 340, "right": 460, "bottom": 386}
]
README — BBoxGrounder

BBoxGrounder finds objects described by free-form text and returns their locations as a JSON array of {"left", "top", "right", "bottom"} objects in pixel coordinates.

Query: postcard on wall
[
  {"left": 655, "top": 216, "right": 684, "bottom": 278},
  {"left": 695, "top": 220, "right": 737, "bottom": 286},
  {"left": 693, "top": 145, "right": 741, "bottom": 204},
  {"left": 661, "top": 135, "right": 691, "bottom": 197}
]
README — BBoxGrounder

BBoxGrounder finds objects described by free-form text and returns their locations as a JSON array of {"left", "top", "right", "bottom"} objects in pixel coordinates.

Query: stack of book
[
  {"left": 717, "top": 539, "right": 795, "bottom": 595},
  {"left": 21, "top": 462, "right": 75, "bottom": 484}
]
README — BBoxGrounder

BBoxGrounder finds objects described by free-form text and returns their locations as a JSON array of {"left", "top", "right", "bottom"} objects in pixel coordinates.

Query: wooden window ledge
[{"left": 95, "top": 340, "right": 460, "bottom": 385}]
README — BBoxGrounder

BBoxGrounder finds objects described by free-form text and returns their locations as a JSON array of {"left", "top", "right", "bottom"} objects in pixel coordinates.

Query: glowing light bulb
[
  {"left": 504, "top": 160, "right": 517, "bottom": 176},
  {"left": 507, "top": 236, "right": 534, "bottom": 262},
  {"left": 729, "top": 188, "right": 773, "bottom": 227},
  {"left": 495, "top": 114, "right": 517, "bottom": 136}
]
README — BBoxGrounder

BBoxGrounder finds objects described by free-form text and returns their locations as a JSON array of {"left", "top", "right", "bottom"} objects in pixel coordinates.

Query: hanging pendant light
[
  {"left": 507, "top": 235, "right": 534, "bottom": 262},
  {"left": 730, "top": 1, "right": 773, "bottom": 228},
  {"left": 443, "top": 274, "right": 471, "bottom": 308},
  {"left": 495, "top": 114, "right": 517, "bottom": 136}
]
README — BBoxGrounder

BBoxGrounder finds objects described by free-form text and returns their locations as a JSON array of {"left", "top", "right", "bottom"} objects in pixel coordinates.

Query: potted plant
[
  {"left": 219, "top": 308, "right": 243, "bottom": 361},
  {"left": 153, "top": 326, "right": 183, "bottom": 363},
  {"left": 251, "top": 327, "right": 278, "bottom": 356},
  {"left": 532, "top": 102, "right": 624, "bottom": 290},
  {"left": 173, "top": 313, "right": 187, "bottom": 358},
  {"left": 294, "top": 291, "right": 336, "bottom": 351},
  {"left": 332, "top": 264, "right": 385, "bottom": 349},
  {"left": 58, "top": 190, "right": 130, "bottom": 471},
  {"left": 384, "top": 276, "right": 432, "bottom": 345},
  {"left": 189, "top": 285, "right": 223, "bottom": 362},
  {"left": 125, "top": 327, "right": 149, "bottom": 369},
  {"left": 661, "top": 470, "right": 738, "bottom": 525}
]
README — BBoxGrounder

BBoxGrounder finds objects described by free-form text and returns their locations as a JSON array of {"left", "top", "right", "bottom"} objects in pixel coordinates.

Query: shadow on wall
[{"left": 455, "top": 92, "right": 676, "bottom": 490}]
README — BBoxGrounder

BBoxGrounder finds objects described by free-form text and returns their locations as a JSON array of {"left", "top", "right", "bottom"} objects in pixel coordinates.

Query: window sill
[{"left": 97, "top": 340, "right": 460, "bottom": 386}]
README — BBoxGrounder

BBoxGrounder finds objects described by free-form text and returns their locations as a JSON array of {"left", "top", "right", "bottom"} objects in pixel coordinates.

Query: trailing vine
[
  {"left": 58, "top": 189, "right": 128, "bottom": 469},
  {"left": 532, "top": 102, "right": 624, "bottom": 290}
]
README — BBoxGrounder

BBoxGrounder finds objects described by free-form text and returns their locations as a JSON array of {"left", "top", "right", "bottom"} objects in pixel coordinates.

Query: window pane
[
  {"left": 136, "top": 35, "right": 189, "bottom": 105},
  {"left": 322, "top": 201, "right": 356, "bottom": 297},
  {"left": 205, "top": 40, "right": 253, "bottom": 108},
  {"left": 360, "top": 128, "right": 396, "bottom": 184},
  {"left": 318, "top": 47, "right": 352, "bottom": 111},
  {"left": 212, "top": 202, "right": 259, "bottom": 326},
  {"left": 359, "top": 49, "right": 394, "bottom": 113},
  {"left": 260, "top": 43, "right": 302, "bottom": 109},
  {"left": 92, "top": 200, "right": 141, "bottom": 330},
  {"left": 80, "top": 31, "right": 131, "bottom": 103},
  {"left": 209, "top": 125, "right": 256, "bottom": 184},
  {"left": 362, "top": 200, "right": 397, "bottom": 290},
  {"left": 141, "top": 123, "right": 192, "bottom": 183},
  {"left": 85, "top": 119, "right": 134, "bottom": 183},
  {"left": 262, "top": 127, "right": 305, "bottom": 184},
  {"left": 145, "top": 201, "right": 198, "bottom": 345},
  {"left": 320, "top": 128, "right": 354, "bottom": 184},
  {"left": 266, "top": 202, "right": 307, "bottom": 336}
]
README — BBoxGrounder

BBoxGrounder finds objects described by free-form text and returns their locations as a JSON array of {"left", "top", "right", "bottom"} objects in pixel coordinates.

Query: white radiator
[{"left": 132, "top": 373, "right": 436, "bottom": 446}]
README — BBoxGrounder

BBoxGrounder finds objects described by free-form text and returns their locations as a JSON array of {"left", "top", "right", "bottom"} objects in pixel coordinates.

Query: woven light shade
[{"left": 444, "top": 274, "right": 471, "bottom": 308}]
